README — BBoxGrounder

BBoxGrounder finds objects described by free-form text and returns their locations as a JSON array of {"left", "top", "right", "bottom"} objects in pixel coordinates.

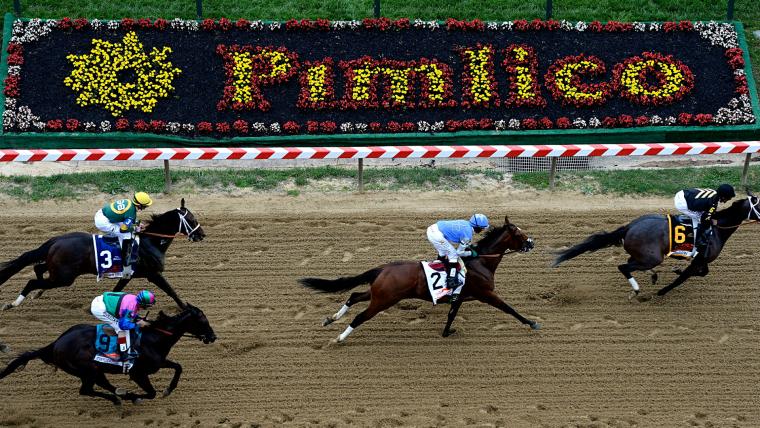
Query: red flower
[
  {"left": 529, "top": 19, "right": 544, "bottom": 31},
  {"left": 617, "top": 114, "right": 634, "bottom": 127},
  {"left": 46, "top": 120, "right": 63, "bottom": 130},
  {"left": 694, "top": 114, "right": 713, "bottom": 125},
  {"left": 150, "top": 120, "right": 166, "bottom": 132},
  {"left": 393, "top": 18, "right": 410, "bottom": 30},
  {"left": 7, "top": 53, "right": 24, "bottom": 66},
  {"left": 201, "top": 19, "right": 216, "bottom": 31},
  {"left": 65, "top": 119, "right": 80, "bottom": 131},
  {"left": 603, "top": 21, "right": 632, "bottom": 32},
  {"left": 58, "top": 18, "right": 73, "bottom": 30},
  {"left": 285, "top": 19, "right": 299, "bottom": 30},
  {"left": 521, "top": 118, "right": 538, "bottom": 130},
  {"left": 236, "top": 18, "right": 250, "bottom": 29},
  {"left": 545, "top": 20, "right": 561, "bottom": 31},
  {"left": 3, "top": 76, "right": 20, "bottom": 97},
  {"left": 306, "top": 121, "right": 320, "bottom": 133},
  {"left": 556, "top": 117, "right": 571, "bottom": 129},
  {"left": 512, "top": 19, "right": 529, "bottom": 31},
  {"left": 233, "top": 119, "right": 249, "bottom": 134},
  {"left": 6, "top": 44, "right": 22, "bottom": 55},
  {"left": 320, "top": 121, "right": 337, "bottom": 133},
  {"left": 283, "top": 121, "right": 300, "bottom": 134},
  {"left": 539, "top": 117, "right": 553, "bottom": 129},
  {"left": 602, "top": 117, "right": 618, "bottom": 128},
  {"left": 215, "top": 122, "right": 231, "bottom": 133},
  {"left": 677, "top": 113, "right": 693, "bottom": 125},
  {"left": 115, "top": 118, "right": 130, "bottom": 130},
  {"left": 678, "top": 20, "right": 694, "bottom": 31},
  {"left": 588, "top": 21, "right": 603, "bottom": 32},
  {"left": 387, "top": 121, "right": 402, "bottom": 132},
  {"left": 120, "top": 18, "right": 136, "bottom": 30},
  {"left": 73, "top": 18, "right": 89, "bottom": 30},
  {"left": 197, "top": 122, "right": 213, "bottom": 133},
  {"left": 153, "top": 18, "right": 168, "bottom": 30},
  {"left": 315, "top": 19, "right": 331, "bottom": 31},
  {"left": 218, "top": 18, "right": 232, "bottom": 31},
  {"left": 446, "top": 120, "right": 460, "bottom": 131},
  {"left": 138, "top": 18, "right": 152, "bottom": 29},
  {"left": 635, "top": 116, "right": 650, "bottom": 126},
  {"left": 478, "top": 118, "right": 494, "bottom": 130},
  {"left": 133, "top": 120, "right": 150, "bottom": 132},
  {"left": 369, "top": 122, "right": 382, "bottom": 132}
]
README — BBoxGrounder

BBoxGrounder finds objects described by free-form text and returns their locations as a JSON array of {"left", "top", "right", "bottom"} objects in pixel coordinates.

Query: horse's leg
[
  {"left": 323, "top": 291, "right": 370, "bottom": 326},
  {"left": 146, "top": 273, "right": 185, "bottom": 308},
  {"left": 161, "top": 360, "right": 183, "bottom": 398},
  {"left": 79, "top": 376, "right": 121, "bottom": 405},
  {"left": 475, "top": 290, "right": 540, "bottom": 330},
  {"left": 617, "top": 258, "right": 657, "bottom": 298},
  {"left": 112, "top": 277, "right": 131, "bottom": 293},
  {"left": 128, "top": 372, "right": 157, "bottom": 403},
  {"left": 657, "top": 261, "right": 701, "bottom": 296},
  {"left": 442, "top": 298, "right": 464, "bottom": 337},
  {"left": 337, "top": 297, "right": 399, "bottom": 343},
  {"left": 30, "top": 263, "right": 48, "bottom": 299},
  {"left": 93, "top": 372, "right": 124, "bottom": 401},
  {"left": 2, "top": 276, "right": 75, "bottom": 310}
]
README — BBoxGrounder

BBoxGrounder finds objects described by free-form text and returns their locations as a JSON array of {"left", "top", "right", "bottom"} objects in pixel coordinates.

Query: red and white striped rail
[{"left": 1, "top": 141, "right": 759, "bottom": 162}]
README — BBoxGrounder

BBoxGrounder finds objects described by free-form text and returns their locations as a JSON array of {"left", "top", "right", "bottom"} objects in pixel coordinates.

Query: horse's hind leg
[
  {"left": 79, "top": 376, "right": 121, "bottom": 405},
  {"left": 618, "top": 258, "right": 657, "bottom": 298},
  {"left": 93, "top": 373, "right": 123, "bottom": 401},
  {"left": 2, "top": 276, "right": 75, "bottom": 310},
  {"left": 323, "top": 291, "right": 370, "bottom": 326},
  {"left": 128, "top": 372, "right": 157, "bottom": 403},
  {"left": 337, "top": 297, "right": 398, "bottom": 343},
  {"left": 30, "top": 264, "right": 49, "bottom": 299}
]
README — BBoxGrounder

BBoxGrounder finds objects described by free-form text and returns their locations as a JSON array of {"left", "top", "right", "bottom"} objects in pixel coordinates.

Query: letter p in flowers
[{"left": 217, "top": 45, "right": 300, "bottom": 112}]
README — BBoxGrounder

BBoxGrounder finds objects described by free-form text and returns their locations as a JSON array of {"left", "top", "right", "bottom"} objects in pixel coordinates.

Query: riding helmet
[
  {"left": 137, "top": 290, "right": 156, "bottom": 307},
  {"left": 469, "top": 213, "right": 490, "bottom": 229},
  {"left": 717, "top": 184, "right": 736, "bottom": 199},
  {"left": 133, "top": 192, "right": 153, "bottom": 208}
]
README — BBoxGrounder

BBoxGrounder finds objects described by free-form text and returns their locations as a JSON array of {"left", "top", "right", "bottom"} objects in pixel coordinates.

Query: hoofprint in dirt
[{"left": 0, "top": 191, "right": 758, "bottom": 427}]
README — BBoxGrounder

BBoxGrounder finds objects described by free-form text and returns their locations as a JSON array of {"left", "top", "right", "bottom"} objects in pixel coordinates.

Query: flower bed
[{"left": 1, "top": 16, "right": 757, "bottom": 140}]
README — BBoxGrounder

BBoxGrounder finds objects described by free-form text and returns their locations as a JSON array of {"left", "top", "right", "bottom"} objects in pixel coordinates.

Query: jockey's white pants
[
  {"left": 427, "top": 224, "right": 459, "bottom": 263},
  {"left": 674, "top": 191, "right": 702, "bottom": 229},
  {"left": 94, "top": 209, "right": 132, "bottom": 241},
  {"left": 91, "top": 295, "right": 131, "bottom": 351}
]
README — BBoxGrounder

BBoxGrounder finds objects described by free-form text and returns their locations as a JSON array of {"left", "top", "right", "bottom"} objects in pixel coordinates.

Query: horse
[
  {"left": 0, "top": 303, "right": 216, "bottom": 404},
  {"left": 0, "top": 198, "right": 204, "bottom": 310},
  {"left": 299, "top": 215, "right": 541, "bottom": 342},
  {"left": 552, "top": 193, "right": 760, "bottom": 297}
]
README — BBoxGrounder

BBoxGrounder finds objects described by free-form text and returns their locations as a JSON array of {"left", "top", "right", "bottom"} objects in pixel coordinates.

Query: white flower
[
  {"left": 648, "top": 23, "right": 661, "bottom": 31},
  {"left": 494, "top": 120, "right": 507, "bottom": 130},
  {"left": 633, "top": 22, "right": 646, "bottom": 32},
  {"left": 166, "top": 122, "right": 181, "bottom": 133},
  {"left": 572, "top": 118, "right": 587, "bottom": 128},
  {"left": 90, "top": 19, "right": 102, "bottom": 30},
  {"left": 417, "top": 121, "right": 431, "bottom": 132},
  {"left": 107, "top": 20, "right": 120, "bottom": 30},
  {"left": 269, "top": 22, "right": 281, "bottom": 30},
  {"left": 734, "top": 69, "right": 745, "bottom": 76},
  {"left": 100, "top": 121, "right": 112, "bottom": 132},
  {"left": 340, "top": 122, "right": 354, "bottom": 132},
  {"left": 181, "top": 123, "right": 195, "bottom": 132},
  {"left": 269, "top": 122, "right": 281, "bottom": 133},
  {"left": 560, "top": 20, "right": 573, "bottom": 31},
  {"left": 575, "top": 21, "right": 587, "bottom": 31},
  {"left": 650, "top": 115, "right": 663, "bottom": 125},
  {"left": 354, "top": 123, "right": 368, "bottom": 132},
  {"left": 11, "top": 18, "right": 57, "bottom": 44},
  {"left": 588, "top": 117, "right": 601, "bottom": 128},
  {"left": 250, "top": 20, "right": 264, "bottom": 30},
  {"left": 508, "top": 118, "right": 520, "bottom": 129},
  {"left": 487, "top": 22, "right": 498, "bottom": 30},
  {"left": 694, "top": 21, "right": 738, "bottom": 49},
  {"left": 500, "top": 21, "right": 513, "bottom": 31},
  {"left": 252, "top": 122, "right": 266, "bottom": 133},
  {"left": 33, "top": 121, "right": 46, "bottom": 130},
  {"left": 84, "top": 121, "right": 97, "bottom": 131},
  {"left": 431, "top": 121, "right": 444, "bottom": 131},
  {"left": 664, "top": 116, "right": 677, "bottom": 125},
  {"left": 5, "top": 98, "right": 17, "bottom": 109}
]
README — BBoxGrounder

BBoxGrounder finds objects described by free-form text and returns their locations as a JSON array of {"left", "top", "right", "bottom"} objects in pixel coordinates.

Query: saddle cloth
[
  {"left": 93, "top": 324, "right": 126, "bottom": 367},
  {"left": 667, "top": 214, "right": 696, "bottom": 260},
  {"left": 92, "top": 235, "right": 139, "bottom": 280},
  {"left": 421, "top": 260, "right": 466, "bottom": 305}
]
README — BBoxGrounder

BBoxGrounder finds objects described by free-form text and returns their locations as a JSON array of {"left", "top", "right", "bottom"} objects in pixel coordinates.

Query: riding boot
[
  {"left": 121, "top": 239, "right": 133, "bottom": 277},
  {"left": 695, "top": 223, "right": 711, "bottom": 259},
  {"left": 445, "top": 260, "right": 460, "bottom": 303}
]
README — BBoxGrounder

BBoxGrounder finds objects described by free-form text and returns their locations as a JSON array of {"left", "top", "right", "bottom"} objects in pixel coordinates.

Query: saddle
[
  {"left": 667, "top": 214, "right": 696, "bottom": 259},
  {"left": 92, "top": 235, "right": 140, "bottom": 280},
  {"left": 427, "top": 260, "right": 462, "bottom": 272}
]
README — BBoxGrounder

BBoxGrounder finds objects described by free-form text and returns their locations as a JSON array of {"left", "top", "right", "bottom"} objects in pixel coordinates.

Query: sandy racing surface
[{"left": 0, "top": 191, "right": 758, "bottom": 427}]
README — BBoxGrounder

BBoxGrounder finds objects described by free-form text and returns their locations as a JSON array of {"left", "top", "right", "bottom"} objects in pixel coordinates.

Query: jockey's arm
[{"left": 117, "top": 312, "right": 137, "bottom": 330}]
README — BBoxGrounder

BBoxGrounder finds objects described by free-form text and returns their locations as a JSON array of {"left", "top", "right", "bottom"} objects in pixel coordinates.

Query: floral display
[{"left": 1, "top": 17, "right": 756, "bottom": 140}]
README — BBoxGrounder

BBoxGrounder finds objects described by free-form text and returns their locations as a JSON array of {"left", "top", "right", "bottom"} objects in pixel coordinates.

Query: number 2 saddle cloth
[
  {"left": 667, "top": 214, "right": 696, "bottom": 260},
  {"left": 420, "top": 259, "right": 466, "bottom": 305}
]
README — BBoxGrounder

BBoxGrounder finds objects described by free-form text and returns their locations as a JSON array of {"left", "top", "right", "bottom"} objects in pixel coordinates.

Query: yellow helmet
[{"left": 133, "top": 192, "right": 153, "bottom": 208}]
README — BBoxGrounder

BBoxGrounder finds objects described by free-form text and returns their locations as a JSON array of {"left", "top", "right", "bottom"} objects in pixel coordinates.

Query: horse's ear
[
  {"left": 181, "top": 198, "right": 186, "bottom": 209},
  {"left": 504, "top": 215, "right": 510, "bottom": 225}
]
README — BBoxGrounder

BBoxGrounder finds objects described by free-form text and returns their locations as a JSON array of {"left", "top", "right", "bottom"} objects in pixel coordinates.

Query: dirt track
[{"left": 0, "top": 192, "right": 758, "bottom": 427}]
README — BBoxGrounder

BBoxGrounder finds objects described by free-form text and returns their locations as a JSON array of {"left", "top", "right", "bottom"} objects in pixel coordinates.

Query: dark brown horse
[
  {"left": 553, "top": 193, "right": 760, "bottom": 297},
  {"left": 300, "top": 216, "right": 541, "bottom": 342},
  {"left": 0, "top": 199, "right": 204, "bottom": 310}
]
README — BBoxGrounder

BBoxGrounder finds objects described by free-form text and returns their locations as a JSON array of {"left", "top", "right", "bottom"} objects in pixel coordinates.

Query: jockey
[
  {"left": 426, "top": 213, "right": 489, "bottom": 302},
  {"left": 90, "top": 290, "right": 155, "bottom": 364},
  {"left": 94, "top": 192, "right": 153, "bottom": 277},
  {"left": 674, "top": 184, "right": 735, "bottom": 257}
]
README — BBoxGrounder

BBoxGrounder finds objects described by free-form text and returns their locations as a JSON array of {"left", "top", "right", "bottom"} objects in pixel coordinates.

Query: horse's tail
[
  {"left": 0, "top": 238, "right": 56, "bottom": 286},
  {"left": 0, "top": 343, "right": 53, "bottom": 380},
  {"left": 299, "top": 268, "right": 383, "bottom": 293},
  {"left": 552, "top": 226, "right": 628, "bottom": 267}
]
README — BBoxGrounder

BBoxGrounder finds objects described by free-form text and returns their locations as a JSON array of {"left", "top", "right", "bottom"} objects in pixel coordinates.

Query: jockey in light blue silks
[{"left": 426, "top": 213, "right": 489, "bottom": 302}]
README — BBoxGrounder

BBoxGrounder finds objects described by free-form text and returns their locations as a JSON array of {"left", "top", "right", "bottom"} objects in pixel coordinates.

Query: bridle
[
  {"left": 714, "top": 196, "right": 760, "bottom": 229},
  {"left": 473, "top": 226, "right": 534, "bottom": 258},
  {"left": 140, "top": 208, "right": 202, "bottom": 240},
  {"left": 149, "top": 310, "right": 211, "bottom": 341}
]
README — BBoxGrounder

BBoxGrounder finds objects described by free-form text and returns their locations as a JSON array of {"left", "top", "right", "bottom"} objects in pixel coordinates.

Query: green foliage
[
  {"left": 513, "top": 165, "right": 760, "bottom": 195},
  {"left": 0, "top": 166, "right": 503, "bottom": 200}
]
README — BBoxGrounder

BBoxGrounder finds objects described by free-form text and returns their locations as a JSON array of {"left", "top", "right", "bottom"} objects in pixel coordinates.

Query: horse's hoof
[
  {"left": 132, "top": 398, "right": 143, "bottom": 405},
  {"left": 442, "top": 328, "right": 456, "bottom": 337},
  {"left": 1, "top": 304, "right": 13, "bottom": 311},
  {"left": 530, "top": 322, "right": 541, "bottom": 331},
  {"left": 162, "top": 389, "right": 172, "bottom": 398},
  {"left": 656, "top": 289, "right": 667, "bottom": 296},
  {"left": 322, "top": 317, "right": 334, "bottom": 327},
  {"left": 0, "top": 342, "right": 10, "bottom": 353},
  {"left": 627, "top": 290, "right": 640, "bottom": 301}
]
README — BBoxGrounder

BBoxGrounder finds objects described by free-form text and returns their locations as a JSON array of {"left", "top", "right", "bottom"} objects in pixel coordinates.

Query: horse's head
[
  {"left": 177, "top": 199, "right": 205, "bottom": 242},
  {"left": 475, "top": 215, "right": 534, "bottom": 255},
  {"left": 176, "top": 303, "right": 217, "bottom": 344},
  {"left": 745, "top": 189, "right": 760, "bottom": 221}
]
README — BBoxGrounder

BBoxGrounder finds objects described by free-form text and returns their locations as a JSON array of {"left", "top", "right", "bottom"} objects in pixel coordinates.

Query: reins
[
  {"left": 714, "top": 196, "right": 760, "bottom": 230},
  {"left": 139, "top": 208, "right": 201, "bottom": 240}
]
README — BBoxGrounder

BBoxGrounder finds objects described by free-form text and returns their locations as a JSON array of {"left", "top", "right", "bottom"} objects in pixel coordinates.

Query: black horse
[
  {"left": 0, "top": 303, "right": 216, "bottom": 404},
  {"left": 0, "top": 198, "right": 204, "bottom": 310},
  {"left": 553, "top": 193, "right": 760, "bottom": 297}
]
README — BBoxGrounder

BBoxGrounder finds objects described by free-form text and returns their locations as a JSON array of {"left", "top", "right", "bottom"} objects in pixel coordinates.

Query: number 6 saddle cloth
[
  {"left": 667, "top": 214, "right": 696, "bottom": 260},
  {"left": 421, "top": 259, "right": 467, "bottom": 305}
]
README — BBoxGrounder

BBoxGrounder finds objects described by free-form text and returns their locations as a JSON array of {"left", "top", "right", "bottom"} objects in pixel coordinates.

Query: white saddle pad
[{"left": 421, "top": 261, "right": 466, "bottom": 305}]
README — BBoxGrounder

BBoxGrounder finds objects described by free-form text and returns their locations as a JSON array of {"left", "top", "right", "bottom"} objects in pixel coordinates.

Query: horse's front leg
[
  {"left": 147, "top": 273, "right": 185, "bottom": 308},
  {"left": 161, "top": 359, "right": 183, "bottom": 398},
  {"left": 657, "top": 261, "right": 702, "bottom": 296},
  {"left": 476, "top": 290, "right": 540, "bottom": 330},
  {"left": 127, "top": 371, "right": 157, "bottom": 403},
  {"left": 442, "top": 299, "right": 463, "bottom": 337}
]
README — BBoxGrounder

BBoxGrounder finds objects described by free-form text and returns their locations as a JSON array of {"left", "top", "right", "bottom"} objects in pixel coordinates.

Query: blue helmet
[{"left": 469, "top": 214, "right": 489, "bottom": 229}]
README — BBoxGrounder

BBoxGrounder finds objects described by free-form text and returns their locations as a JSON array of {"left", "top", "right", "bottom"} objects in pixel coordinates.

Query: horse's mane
[
  {"left": 473, "top": 224, "right": 508, "bottom": 252},
  {"left": 713, "top": 197, "right": 749, "bottom": 221},
  {"left": 149, "top": 308, "right": 188, "bottom": 330}
]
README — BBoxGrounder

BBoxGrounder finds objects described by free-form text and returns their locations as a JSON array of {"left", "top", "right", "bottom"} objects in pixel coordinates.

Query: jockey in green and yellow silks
[{"left": 94, "top": 192, "right": 153, "bottom": 277}]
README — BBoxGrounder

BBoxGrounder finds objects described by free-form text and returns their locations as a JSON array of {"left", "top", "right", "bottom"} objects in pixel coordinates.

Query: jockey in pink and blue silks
[{"left": 90, "top": 290, "right": 155, "bottom": 360}]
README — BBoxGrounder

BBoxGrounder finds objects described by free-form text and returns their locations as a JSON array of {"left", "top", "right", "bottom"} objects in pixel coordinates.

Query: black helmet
[{"left": 717, "top": 184, "right": 735, "bottom": 199}]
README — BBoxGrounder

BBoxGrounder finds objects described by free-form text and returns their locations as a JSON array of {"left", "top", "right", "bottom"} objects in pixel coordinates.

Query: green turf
[
  {"left": 0, "top": 166, "right": 504, "bottom": 200},
  {"left": 512, "top": 165, "right": 760, "bottom": 195},
  {"left": 0, "top": 0, "right": 757, "bottom": 116}
]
